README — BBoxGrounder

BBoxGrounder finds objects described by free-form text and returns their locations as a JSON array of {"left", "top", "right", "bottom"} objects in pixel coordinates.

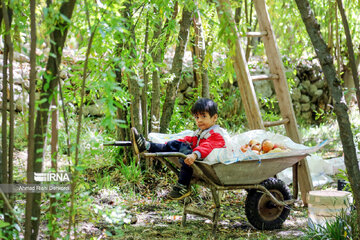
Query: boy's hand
[{"left": 184, "top": 153, "right": 197, "bottom": 166}]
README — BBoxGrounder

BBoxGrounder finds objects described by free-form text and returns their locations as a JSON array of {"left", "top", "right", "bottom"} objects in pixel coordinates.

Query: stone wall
[{"left": 177, "top": 60, "right": 331, "bottom": 124}]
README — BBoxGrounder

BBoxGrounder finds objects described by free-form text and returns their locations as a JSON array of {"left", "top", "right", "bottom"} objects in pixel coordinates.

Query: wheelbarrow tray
[{"left": 164, "top": 153, "right": 308, "bottom": 186}]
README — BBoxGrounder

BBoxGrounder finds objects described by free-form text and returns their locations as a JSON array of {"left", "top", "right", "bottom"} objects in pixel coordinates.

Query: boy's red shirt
[{"left": 176, "top": 125, "right": 227, "bottom": 159}]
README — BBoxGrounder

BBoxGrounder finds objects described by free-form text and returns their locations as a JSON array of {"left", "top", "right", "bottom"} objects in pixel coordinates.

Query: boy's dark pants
[{"left": 149, "top": 140, "right": 193, "bottom": 187}]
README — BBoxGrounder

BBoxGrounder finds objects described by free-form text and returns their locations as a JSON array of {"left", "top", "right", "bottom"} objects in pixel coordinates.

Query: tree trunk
[
  {"left": 123, "top": 1, "right": 141, "bottom": 131},
  {"left": 50, "top": 97, "right": 58, "bottom": 240},
  {"left": 295, "top": 0, "right": 360, "bottom": 230},
  {"left": 115, "top": 45, "right": 131, "bottom": 164},
  {"left": 343, "top": 54, "right": 360, "bottom": 103},
  {"left": 149, "top": 16, "right": 162, "bottom": 133},
  {"left": 25, "top": 1, "right": 76, "bottom": 239},
  {"left": 336, "top": 0, "right": 360, "bottom": 111},
  {"left": 160, "top": 7, "right": 192, "bottom": 133},
  {"left": 149, "top": 3, "right": 178, "bottom": 133},
  {"left": 25, "top": 0, "right": 37, "bottom": 238},
  {"left": 1, "top": 0, "right": 13, "bottom": 230},
  {"left": 142, "top": 14, "right": 149, "bottom": 138},
  {"left": 193, "top": 2, "right": 209, "bottom": 98},
  {"left": 245, "top": 1, "right": 254, "bottom": 61}
]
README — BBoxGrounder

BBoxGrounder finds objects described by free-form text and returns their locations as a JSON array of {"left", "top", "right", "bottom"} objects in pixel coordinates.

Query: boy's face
[{"left": 194, "top": 112, "right": 218, "bottom": 130}]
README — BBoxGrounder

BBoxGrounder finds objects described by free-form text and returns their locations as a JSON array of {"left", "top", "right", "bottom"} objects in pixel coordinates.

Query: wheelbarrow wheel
[{"left": 245, "top": 177, "right": 292, "bottom": 230}]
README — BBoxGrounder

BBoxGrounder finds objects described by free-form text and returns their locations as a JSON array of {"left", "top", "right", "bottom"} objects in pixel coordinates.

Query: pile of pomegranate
[{"left": 240, "top": 139, "right": 289, "bottom": 155}]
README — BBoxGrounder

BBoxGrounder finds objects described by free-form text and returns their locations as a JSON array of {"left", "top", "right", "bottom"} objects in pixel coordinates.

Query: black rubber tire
[{"left": 245, "top": 177, "right": 292, "bottom": 230}]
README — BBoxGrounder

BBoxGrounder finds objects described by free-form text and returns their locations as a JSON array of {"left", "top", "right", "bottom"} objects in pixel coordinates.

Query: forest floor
[{"left": 74, "top": 169, "right": 339, "bottom": 240}]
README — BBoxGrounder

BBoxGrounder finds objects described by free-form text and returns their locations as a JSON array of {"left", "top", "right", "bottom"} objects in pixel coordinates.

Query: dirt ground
[{"left": 80, "top": 185, "right": 310, "bottom": 240}]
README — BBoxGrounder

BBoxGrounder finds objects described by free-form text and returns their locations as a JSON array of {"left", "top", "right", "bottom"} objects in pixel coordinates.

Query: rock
[
  {"left": 315, "top": 79, "right": 325, "bottom": 88},
  {"left": 83, "top": 100, "right": 104, "bottom": 116},
  {"left": 130, "top": 215, "right": 137, "bottom": 224},
  {"left": 253, "top": 80, "right": 273, "bottom": 98},
  {"left": 291, "top": 88, "right": 301, "bottom": 101},
  {"left": 14, "top": 52, "right": 30, "bottom": 63},
  {"left": 311, "top": 89, "right": 323, "bottom": 102},
  {"left": 302, "top": 111, "right": 312, "bottom": 120},
  {"left": 299, "top": 85, "right": 306, "bottom": 94},
  {"left": 314, "top": 89, "right": 323, "bottom": 97},
  {"left": 13, "top": 84, "right": 23, "bottom": 96},
  {"left": 301, "top": 103, "right": 310, "bottom": 111},
  {"left": 15, "top": 91, "right": 29, "bottom": 112},
  {"left": 308, "top": 84, "right": 318, "bottom": 96},
  {"left": 179, "top": 78, "right": 188, "bottom": 92},
  {"left": 300, "top": 95, "right": 310, "bottom": 103},
  {"left": 177, "top": 92, "right": 184, "bottom": 104},
  {"left": 184, "top": 73, "right": 193, "bottom": 87},
  {"left": 184, "top": 87, "right": 193, "bottom": 98},
  {"left": 60, "top": 70, "right": 68, "bottom": 79},
  {"left": 302, "top": 80, "right": 311, "bottom": 91}
]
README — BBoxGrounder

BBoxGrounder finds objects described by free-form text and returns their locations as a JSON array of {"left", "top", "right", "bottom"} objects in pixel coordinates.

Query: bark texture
[
  {"left": 160, "top": 7, "right": 192, "bottom": 133},
  {"left": 123, "top": 1, "right": 141, "bottom": 131},
  {"left": 295, "top": 0, "right": 360, "bottom": 230},
  {"left": 149, "top": 3, "right": 178, "bottom": 133},
  {"left": 193, "top": 2, "right": 209, "bottom": 98},
  {"left": 336, "top": 0, "right": 360, "bottom": 111},
  {"left": 149, "top": 16, "right": 162, "bottom": 132},
  {"left": 25, "top": 1, "right": 76, "bottom": 239}
]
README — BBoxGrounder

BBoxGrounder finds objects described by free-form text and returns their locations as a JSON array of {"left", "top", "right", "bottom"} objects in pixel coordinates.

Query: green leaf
[{"left": 0, "top": 221, "right": 10, "bottom": 228}]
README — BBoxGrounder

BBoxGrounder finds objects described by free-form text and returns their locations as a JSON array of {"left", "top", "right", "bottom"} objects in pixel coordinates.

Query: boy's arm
[{"left": 193, "top": 132, "right": 225, "bottom": 159}]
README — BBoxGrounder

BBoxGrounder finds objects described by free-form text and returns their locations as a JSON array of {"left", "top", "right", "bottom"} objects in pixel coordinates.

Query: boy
[{"left": 131, "top": 98, "right": 228, "bottom": 200}]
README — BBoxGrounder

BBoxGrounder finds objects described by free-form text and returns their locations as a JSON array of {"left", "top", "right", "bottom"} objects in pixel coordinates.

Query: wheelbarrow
[
  {"left": 105, "top": 141, "right": 310, "bottom": 236},
  {"left": 141, "top": 152, "right": 309, "bottom": 235}
]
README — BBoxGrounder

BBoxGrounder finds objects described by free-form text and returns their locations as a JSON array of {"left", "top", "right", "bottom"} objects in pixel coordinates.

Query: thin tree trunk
[
  {"left": 191, "top": 36, "right": 200, "bottom": 93},
  {"left": 115, "top": 45, "right": 131, "bottom": 164},
  {"left": 336, "top": 0, "right": 360, "bottom": 112},
  {"left": 1, "top": 0, "right": 11, "bottom": 230},
  {"left": 25, "top": 0, "right": 37, "bottom": 238},
  {"left": 2, "top": 0, "right": 14, "bottom": 187},
  {"left": 160, "top": 7, "right": 193, "bottom": 133},
  {"left": 50, "top": 97, "right": 58, "bottom": 240},
  {"left": 149, "top": 16, "right": 164, "bottom": 133},
  {"left": 234, "top": 5, "right": 241, "bottom": 25},
  {"left": 3, "top": 0, "right": 14, "bottom": 229},
  {"left": 25, "top": 1, "right": 76, "bottom": 239},
  {"left": 343, "top": 55, "right": 360, "bottom": 103},
  {"left": 122, "top": 1, "right": 141, "bottom": 131},
  {"left": 245, "top": 1, "right": 254, "bottom": 61},
  {"left": 142, "top": 14, "right": 149, "bottom": 138},
  {"left": 193, "top": 2, "right": 209, "bottom": 98},
  {"left": 149, "top": 3, "right": 178, "bottom": 133},
  {"left": 335, "top": 5, "right": 341, "bottom": 79},
  {"left": 295, "top": 0, "right": 360, "bottom": 231}
]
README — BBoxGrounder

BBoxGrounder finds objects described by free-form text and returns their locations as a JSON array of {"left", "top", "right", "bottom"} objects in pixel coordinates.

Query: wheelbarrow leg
[
  {"left": 210, "top": 186, "right": 221, "bottom": 237},
  {"left": 182, "top": 197, "right": 191, "bottom": 227}
]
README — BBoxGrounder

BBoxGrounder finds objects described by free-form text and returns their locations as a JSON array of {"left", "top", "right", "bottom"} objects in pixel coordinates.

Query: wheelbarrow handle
[
  {"left": 103, "top": 141, "right": 132, "bottom": 146},
  {"left": 142, "top": 152, "right": 188, "bottom": 158}
]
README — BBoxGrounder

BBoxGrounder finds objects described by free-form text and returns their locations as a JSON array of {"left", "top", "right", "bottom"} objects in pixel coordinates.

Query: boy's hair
[{"left": 191, "top": 98, "right": 218, "bottom": 117}]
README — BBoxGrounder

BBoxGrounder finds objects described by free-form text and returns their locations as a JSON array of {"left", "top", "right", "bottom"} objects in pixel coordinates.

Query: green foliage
[
  {"left": 119, "top": 159, "right": 144, "bottom": 188},
  {"left": 304, "top": 210, "right": 359, "bottom": 240}
]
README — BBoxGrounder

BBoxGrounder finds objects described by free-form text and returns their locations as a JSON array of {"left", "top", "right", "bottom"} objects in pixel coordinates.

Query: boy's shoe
[
  {"left": 167, "top": 183, "right": 191, "bottom": 200},
  {"left": 131, "top": 127, "right": 147, "bottom": 154}
]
